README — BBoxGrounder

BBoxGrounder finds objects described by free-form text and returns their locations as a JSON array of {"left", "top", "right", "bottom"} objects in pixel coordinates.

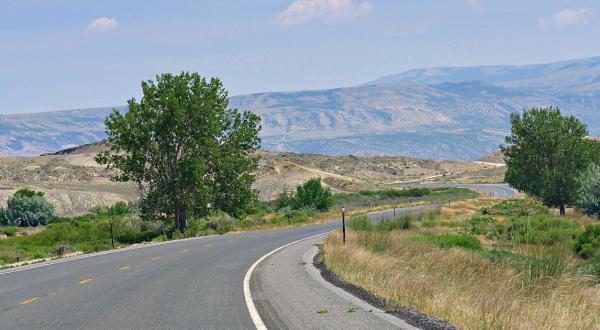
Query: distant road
[{"left": 0, "top": 184, "right": 516, "bottom": 329}]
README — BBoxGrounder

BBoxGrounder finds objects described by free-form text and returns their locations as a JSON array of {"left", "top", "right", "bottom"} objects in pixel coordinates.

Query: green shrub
[
  {"left": 206, "top": 216, "right": 235, "bottom": 235},
  {"left": 508, "top": 215, "right": 582, "bottom": 246},
  {"left": 575, "top": 224, "right": 600, "bottom": 259},
  {"left": 89, "top": 201, "right": 131, "bottom": 217},
  {"left": 116, "top": 229, "right": 161, "bottom": 244},
  {"left": 481, "top": 198, "right": 549, "bottom": 217},
  {"left": 0, "top": 226, "right": 18, "bottom": 237},
  {"left": 275, "top": 190, "right": 295, "bottom": 210},
  {"left": 271, "top": 209, "right": 317, "bottom": 225},
  {"left": 577, "top": 164, "right": 600, "bottom": 217},
  {"left": 412, "top": 233, "right": 482, "bottom": 251},
  {"left": 4, "top": 190, "right": 55, "bottom": 227},
  {"left": 293, "top": 178, "right": 334, "bottom": 211}
]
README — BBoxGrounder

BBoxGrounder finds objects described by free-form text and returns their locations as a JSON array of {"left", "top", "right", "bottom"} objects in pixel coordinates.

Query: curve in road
[{"left": 0, "top": 184, "right": 516, "bottom": 329}]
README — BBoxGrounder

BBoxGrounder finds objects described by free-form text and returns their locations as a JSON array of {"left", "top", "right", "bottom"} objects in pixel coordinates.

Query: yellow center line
[
  {"left": 19, "top": 297, "right": 40, "bottom": 305},
  {"left": 152, "top": 256, "right": 161, "bottom": 261},
  {"left": 79, "top": 278, "right": 93, "bottom": 285},
  {"left": 119, "top": 265, "right": 130, "bottom": 271}
]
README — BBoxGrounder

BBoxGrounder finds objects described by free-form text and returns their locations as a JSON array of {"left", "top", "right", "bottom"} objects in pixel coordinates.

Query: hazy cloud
[
  {"left": 539, "top": 8, "right": 588, "bottom": 28},
  {"left": 466, "top": 0, "right": 487, "bottom": 13},
  {"left": 86, "top": 17, "right": 119, "bottom": 32},
  {"left": 278, "top": 0, "right": 373, "bottom": 26}
]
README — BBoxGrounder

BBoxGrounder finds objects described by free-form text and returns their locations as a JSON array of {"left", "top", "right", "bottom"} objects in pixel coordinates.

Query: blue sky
[{"left": 1, "top": 0, "right": 599, "bottom": 114}]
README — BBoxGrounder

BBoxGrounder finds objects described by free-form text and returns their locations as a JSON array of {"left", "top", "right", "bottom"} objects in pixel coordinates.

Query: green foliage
[
  {"left": 3, "top": 190, "right": 55, "bottom": 227},
  {"left": 347, "top": 216, "right": 373, "bottom": 231},
  {"left": 412, "top": 233, "right": 482, "bottom": 251},
  {"left": 14, "top": 188, "right": 44, "bottom": 198},
  {"left": 96, "top": 72, "right": 261, "bottom": 231},
  {"left": 378, "top": 215, "right": 413, "bottom": 231},
  {"left": 275, "top": 190, "right": 294, "bottom": 210},
  {"left": 294, "top": 178, "right": 334, "bottom": 211},
  {"left": 89, "top": 201, "right": 132, "bottom": 217},
  {"left": 575, "top": 225, "right": 600, "bottom": 259},
  {"left": 508, "top": 215, "right": 582, "bottom": 246},
  {"left": 576, "top": 163, "right": 600, "bottom": 217},
  {"left": 468, "top": 215, "right": 506, "bottom": 238},
  {"left": 502, "top": 107, "right": 600, "bottom": 214},
  {"left": 0, "top": 226, "right": 18, "bottom": 237},
  {"left": 480, "top": 198, "right": 549, "bottom": 217},
  {"left": 271, "top": 209, "right": 318, "bottom": 225},
  {"left": 277, "top": 178, "right": 333, "bottom": 211}
]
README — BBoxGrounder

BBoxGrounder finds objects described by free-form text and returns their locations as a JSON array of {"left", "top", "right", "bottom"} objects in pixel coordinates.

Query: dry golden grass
[{"left": 323, "top": 230, "right": 600, "bottom": 330}]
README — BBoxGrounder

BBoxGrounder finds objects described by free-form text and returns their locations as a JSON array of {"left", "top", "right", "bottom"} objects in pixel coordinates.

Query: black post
[
  {"left": 342, "top": 208, "right": 346, "bottom": 244},
  {"left": 109, "top": 218, "right": 115, "bottom": 250},
  {"left": 393, "top": 207, "right": 396, "bottom": 217}
]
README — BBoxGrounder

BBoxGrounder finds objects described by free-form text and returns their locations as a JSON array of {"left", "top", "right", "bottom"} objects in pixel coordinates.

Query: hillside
[
  {"left": 0, "top": 144, "right": 504, "bottom": 216},
  {"left": 1, "top": 56, "right": 599, "bottom": 160}
]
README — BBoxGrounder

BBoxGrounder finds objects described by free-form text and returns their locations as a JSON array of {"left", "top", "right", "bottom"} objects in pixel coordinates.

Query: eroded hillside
[{"left": 0, "top": 143, "right": 505, "bottom": 216}]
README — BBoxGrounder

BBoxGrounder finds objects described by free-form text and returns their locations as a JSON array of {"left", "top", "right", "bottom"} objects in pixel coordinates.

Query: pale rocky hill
[{"left": 0, "top": 143, "right": 504, "bottom": 216}]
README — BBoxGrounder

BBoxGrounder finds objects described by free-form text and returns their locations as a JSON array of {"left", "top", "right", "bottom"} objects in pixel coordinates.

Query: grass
[{"left": 322, "top": 197, "right": 600, "bottom": 329}]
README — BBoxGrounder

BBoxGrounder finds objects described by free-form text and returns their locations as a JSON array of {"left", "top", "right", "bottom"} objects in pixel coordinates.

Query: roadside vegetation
[
  {"left": 0, "top": 184, "right": 476, "bottom": 267},
  {"left": 323, "top": 197, "right": 600, "bottom": 329}
]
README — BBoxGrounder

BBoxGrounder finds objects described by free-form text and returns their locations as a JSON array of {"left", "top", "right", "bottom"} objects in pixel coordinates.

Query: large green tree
[
  {"left": 96, "top": 72, "right": 261, "bottom": 231},
  {"left": 502, "top": 106, "right": 599, "bottom": 215}
]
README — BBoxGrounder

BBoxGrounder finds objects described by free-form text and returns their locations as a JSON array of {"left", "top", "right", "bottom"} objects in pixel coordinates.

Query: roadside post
[
  {"left": 109, "top": 218, "right": 115, "bottom": 250},
  {"left": 342, "top": 206, "right": 346, "bottom": 244},
  {"left": 394, "top": 207, "right": 396, "bottom": 217}
]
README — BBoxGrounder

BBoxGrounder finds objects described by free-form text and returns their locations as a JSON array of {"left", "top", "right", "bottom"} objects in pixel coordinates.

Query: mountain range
[{"left": 2, "top": 56, "right": 600, "bottom": 160}]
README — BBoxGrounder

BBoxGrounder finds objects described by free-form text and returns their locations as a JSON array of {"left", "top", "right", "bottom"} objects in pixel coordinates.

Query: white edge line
[{"left": 243, "top": 231, "right": 333, "bottom": 330}]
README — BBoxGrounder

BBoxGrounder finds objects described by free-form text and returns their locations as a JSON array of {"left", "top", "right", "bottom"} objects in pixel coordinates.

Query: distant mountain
[
  {"left": 369, "top": 56, "right": 600, "bottom": 90},
  {"left": 1, "top": 56, "right": 599, "bottom": 160}
]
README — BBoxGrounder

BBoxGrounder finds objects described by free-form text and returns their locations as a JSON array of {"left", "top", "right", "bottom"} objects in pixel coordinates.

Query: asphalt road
[{"left": 0, "top": 184, "right": 516, "bottom": 329}]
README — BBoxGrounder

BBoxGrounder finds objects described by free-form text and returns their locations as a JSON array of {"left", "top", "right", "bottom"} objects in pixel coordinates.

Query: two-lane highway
[{"left": 0, "top": 184, "right": 516, "bottom": 329}]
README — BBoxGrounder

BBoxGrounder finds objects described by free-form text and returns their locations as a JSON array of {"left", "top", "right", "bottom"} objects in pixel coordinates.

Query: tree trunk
[
  {"left": 175, "top": 207, "right": 187, "bottom": 232},
  {"left": 559, "top": 203, "right": 566, "bottom": 216}
]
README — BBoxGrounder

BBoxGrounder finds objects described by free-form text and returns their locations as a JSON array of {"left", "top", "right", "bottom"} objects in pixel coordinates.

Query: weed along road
[{"left": 0, "top": 184, "right": 516, "bottom": 329}]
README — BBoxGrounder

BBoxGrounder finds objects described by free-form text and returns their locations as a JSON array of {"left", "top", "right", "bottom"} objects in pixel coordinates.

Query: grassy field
[
  {"left": 322, "top": 198, "right": 600, "bottom": 329},
  {"left": 0, "top": 187, "right": 477, "bottom": 267}
]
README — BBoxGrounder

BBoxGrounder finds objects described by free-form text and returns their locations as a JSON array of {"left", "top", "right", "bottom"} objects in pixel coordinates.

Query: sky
[{"left": 1, "top": 0, "right": 599, "bottom": 114}]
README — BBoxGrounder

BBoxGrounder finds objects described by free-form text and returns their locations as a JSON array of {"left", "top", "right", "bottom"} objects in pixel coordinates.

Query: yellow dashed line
[
  {"left": 152, "top": 256, "right": 161, "bottom": 261},
  {"left": 19, "top": 297, "right": 39, "bottom": 305},
  {"left": 119, "top": 265, "right": 130, "bottom": 271},
  {"left": 79, "top": 278, "right": 93, "bottom": 285}
]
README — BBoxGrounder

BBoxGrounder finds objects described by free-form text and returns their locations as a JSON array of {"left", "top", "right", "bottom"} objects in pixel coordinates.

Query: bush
[
  {"left": 293, "top": 178, "right": 334, "bottom": 211},
  {"left": 412, "top": 233, "right": 482, "bottom": 251},
  {"left": 275, "top": 190, "right": 295, "bottom": 210},
  {"left": 481, "top": 198, "right": 549, "bottom": 217},
  {"left": 0, "top": 226, "right": 18, "bottom": 237},
  {"left": 3, "top": 189, "right": 55, "bottom": 227},
  {"left": 89, "top": 201, "right": 131, "bottom": 217},
  {"left": 116, "top": 229, "right": 161, "bottom": 244},
  {"left": 508, "top": 215, "right": 582, "bottom": 246},
  {"left": 577, "top": 164, "right": 600, "bottom": 217},
  {"left": 575, "top": 224, "right": 600, "bottom": 259}
]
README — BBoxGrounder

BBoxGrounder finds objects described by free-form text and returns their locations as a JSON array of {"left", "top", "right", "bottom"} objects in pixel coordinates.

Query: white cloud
[
  {"left": 278, "top": 0, "right": 373, "bottom": 26},
  {"left": 86, "top": 17, "right": 119, "bottom": 32},
  {"left": 538, "top": 8, "right": 588, "bottom": 28},
  {"left": 466, "top": 0, "right": 487, "bottom": 13}
]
